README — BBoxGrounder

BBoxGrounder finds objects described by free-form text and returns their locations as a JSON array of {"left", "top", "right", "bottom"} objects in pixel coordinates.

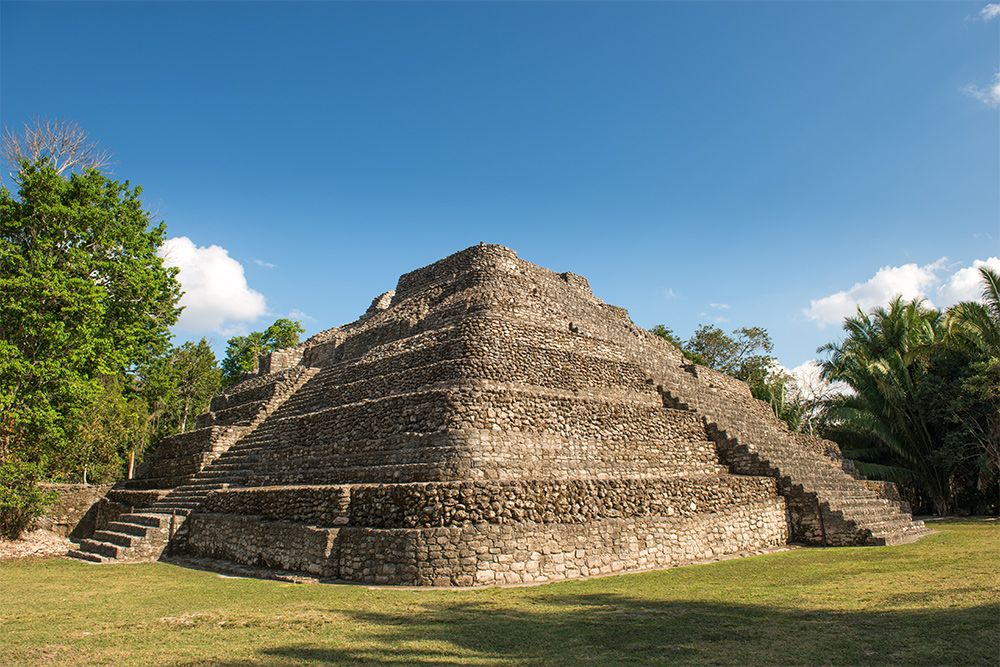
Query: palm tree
[
  {"left": 946, "top": 266, "right": 1000, "bottom": 355},
  {"left": 945, "top": 267, "right": 1000, "bottom": 504},
  {"left": 819, "top": 297, "right": 952, "bottom": 513}
]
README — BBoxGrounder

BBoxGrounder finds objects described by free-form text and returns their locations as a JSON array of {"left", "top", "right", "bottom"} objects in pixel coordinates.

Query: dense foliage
[
  {"left": 0, "top": 130, "right": 304, "bottom": 537},
  {"left": 819, "top": 272, "right": 999, "bottom": 515},
  {"left": 0, "top": 158, "right": 180, "bottom": 481}
]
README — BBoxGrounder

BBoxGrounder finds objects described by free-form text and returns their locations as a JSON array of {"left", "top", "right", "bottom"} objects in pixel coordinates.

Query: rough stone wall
[
  {"left": 186, "top": 499, "right": 788, "bottom": 585},
  {"left": 35, "top": 484, "right": 112, "bottom": 538}
]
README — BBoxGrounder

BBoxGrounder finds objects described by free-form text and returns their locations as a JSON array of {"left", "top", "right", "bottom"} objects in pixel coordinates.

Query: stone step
[
  {"left": 151, "top": 501, "right": 203, "bottom": 510},
  {"left": 147, "top": 507, "right": 193, "bottom": 517},
  {"left": 107, "top": 520, "right": 153, "bottom": 537},
  {"left": 826, "top": 498, "right": 902, "bottom": 517},
  {"left": 120, "top": 512, "right": 168, "bottom": 528},
  {"left": 179, "top": 483, "right": 228, "bottom": 492},
  {"left": 864, "top": 519, "right": 927, "bottom": 541},
  {"left": 78, "top": 539, "right": 124, "bottom": 559},
  {"left": 880, "top": 526, "right": 932, "bottom": 546},
  {"left": 163, "top": 491, "right": 211, "bottom": 503},
  {"left": 66, "top": 549, "right": 108, "bottom": 563},
  {"left": 91, "top": 530, "right": 139, "bottom": 548},
  {"left": 197, "top": 469, "right": 246, "bottom": 478}
]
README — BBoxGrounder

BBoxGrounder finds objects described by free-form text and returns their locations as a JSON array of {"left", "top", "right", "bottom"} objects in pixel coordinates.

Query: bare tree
[{"left": 2, "top": 119, "right": 111, "bottom": 175}]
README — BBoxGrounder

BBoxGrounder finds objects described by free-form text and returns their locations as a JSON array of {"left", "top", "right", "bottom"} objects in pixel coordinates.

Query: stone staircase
[
  {"left": 645, "top": 361, "right": 930, "bottom": 547},
  {"left": 67, "top": 366, "right": 319, "bottom": 564}
]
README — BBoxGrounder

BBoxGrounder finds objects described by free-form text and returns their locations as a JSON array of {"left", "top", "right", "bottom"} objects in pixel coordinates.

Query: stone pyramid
[{"left": 69, "top": 244, "right": 928, "bottom": 585}]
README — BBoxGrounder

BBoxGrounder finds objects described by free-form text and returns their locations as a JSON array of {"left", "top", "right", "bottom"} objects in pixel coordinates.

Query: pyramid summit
[{"left": 69, "top": 244, "right": 929, "bottom": 585}]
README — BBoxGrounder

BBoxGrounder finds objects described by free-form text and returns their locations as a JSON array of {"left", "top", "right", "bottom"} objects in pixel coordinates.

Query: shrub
[{"left": 0, "top": 458, "right": 57, "bottom": 539}]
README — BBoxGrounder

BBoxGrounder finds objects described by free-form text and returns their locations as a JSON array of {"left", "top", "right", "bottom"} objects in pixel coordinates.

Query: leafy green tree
[
  {"left": 0, "top": 154, "right": 181, "bottom": 474},
  {"left": 650, "top": 323, "right": 806, "bottom": 430},
  {"left": 686, "top": 324, "right": 775, "bottom": 384},
  {"left": 68, "top": 376, "right": 148, "bottom": 484},
  {"left": 221, "top": 318, "right": 304, "bottom": 386},
  {"left": 141, "top": 339, "right": 222, "bottom": 441}
]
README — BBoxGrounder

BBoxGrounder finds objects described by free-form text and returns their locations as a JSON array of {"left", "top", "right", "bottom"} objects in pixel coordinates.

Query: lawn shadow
[{"left": 205, "top": 592, "right": 999, "bottom": 666}]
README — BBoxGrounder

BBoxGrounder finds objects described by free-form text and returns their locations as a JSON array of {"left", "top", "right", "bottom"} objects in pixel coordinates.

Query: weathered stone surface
[{"left": 70, "top": 243, "right": 927, "bottom": 579}]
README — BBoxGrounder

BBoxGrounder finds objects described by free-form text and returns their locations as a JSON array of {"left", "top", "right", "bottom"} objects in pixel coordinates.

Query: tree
[
  {"left": 141, "top": 339, "right": 222, "bottom": 441},
  {"left": 69, "top": 376, "right": 148, "bottom": 484},
  {"left": 819, "top": 298, "right": 954, "bottom": 513},
  {"left": 0, "top": 147, "right": 181, "bottom": 475},
  {"left": 943, "top": 267, "right": 1000, "bottom": 512},
  {"left": 650, "top": 322, "right": 805, "bottom": 430},
  {"left": 3, "top": 119, "right": 110, "bottom": 177},
  {"left": 686, "top": 324, "right": 775, "bottom": 384},
  {"left": 221, "top": 318, "right": 304, "bottom": 386}
]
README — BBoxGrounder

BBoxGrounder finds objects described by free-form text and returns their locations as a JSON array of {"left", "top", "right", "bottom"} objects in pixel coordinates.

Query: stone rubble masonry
[{"left": 69, "top": 243, "right": 928, "bottom": 580}]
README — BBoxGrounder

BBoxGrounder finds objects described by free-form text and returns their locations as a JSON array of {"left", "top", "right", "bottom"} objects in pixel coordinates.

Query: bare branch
[{"left": 2, "top": 118, "right": 112, "bottom": 176}]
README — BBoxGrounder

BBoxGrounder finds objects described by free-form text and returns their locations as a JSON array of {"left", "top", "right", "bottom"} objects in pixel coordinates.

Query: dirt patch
[{"left": 0, "top": 529, "right": 72, "bottom": 560}]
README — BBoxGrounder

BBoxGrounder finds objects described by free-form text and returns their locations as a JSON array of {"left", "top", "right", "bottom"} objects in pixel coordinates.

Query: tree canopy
[{"left": 0, "top": 158, "right": 181, "bottom": 470}]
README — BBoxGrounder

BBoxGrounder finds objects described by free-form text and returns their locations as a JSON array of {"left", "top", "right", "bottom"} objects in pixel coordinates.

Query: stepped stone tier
[{"left": 68, "top": 244, "right": 929, "bottom": 585}]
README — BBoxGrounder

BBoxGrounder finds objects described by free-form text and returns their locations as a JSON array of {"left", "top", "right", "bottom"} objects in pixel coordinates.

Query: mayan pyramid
[{"left": 69, "top": 244, "right": 928, "bottom": 585}]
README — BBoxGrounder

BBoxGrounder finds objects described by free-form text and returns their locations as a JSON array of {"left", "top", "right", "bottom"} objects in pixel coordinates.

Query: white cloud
[
  {"left": 158, "top": 236, "right": 267, "bottom": 334},
  {"left": 805, "top": 256, "right": 1000, "bottom": 327},
  {"left": 964, "top": 71, "right": 1000, "bottom": 107},
  {"left": 663, "top": 287, "right": 677, "bottom": 299},
  {"left": 937, "top": 257, "right": 1000, "bottom": 306},
  {"left": 980, "top": 3, "right": 1000, "bottom": 19},
  {"left": 710, "top": 303, "right": 730, "bottom": 310},
  {"left": 804, "top": 259, "right": 946, "bottom": 326},
  {"left": 253, "top": 258, "right": 276, "bottom": 269}
]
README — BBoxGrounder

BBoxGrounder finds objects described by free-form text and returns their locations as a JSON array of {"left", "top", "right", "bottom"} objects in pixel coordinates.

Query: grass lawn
[{"left": 1, "top": 519, "right": 997, "bottom": 666}]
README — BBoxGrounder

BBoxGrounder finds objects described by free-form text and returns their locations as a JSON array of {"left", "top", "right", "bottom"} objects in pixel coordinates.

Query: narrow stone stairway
[
  {"left": 67, "top": 367, "right": 318, "bottom": 563},
  {"left": 645, "top": 361, "right": 929, "bottom": 547}
]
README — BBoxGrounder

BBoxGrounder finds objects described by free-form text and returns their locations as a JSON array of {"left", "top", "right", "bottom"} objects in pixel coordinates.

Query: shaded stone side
[
  {"left": 335, "top": 500, "right": 789, "bottom": 586},
  {"left": 184, "top": 499, "right": 788, "bottom": 585},
  {"left": 184, "top": 514, "right": 339, "bottom": 577}
]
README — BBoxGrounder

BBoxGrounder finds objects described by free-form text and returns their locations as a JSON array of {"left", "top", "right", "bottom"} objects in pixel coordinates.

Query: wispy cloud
[
  {"left": 663, "top": 287, "right": 677, "bottom": 299},
  {"left": 709, "top": 303, "right": 730, "bottom": 310},
  {"left": 980, "top": 3, "right": 1000, "bottom": 20},
  {"left": 288, "top": 308, "right": 316, "bottom": 323},
  {"left": 253, "top": 258, "right": 276, "bottom": 269},
  {"left": 964, "top": 71, "right": 1000, "bottom": 107}
]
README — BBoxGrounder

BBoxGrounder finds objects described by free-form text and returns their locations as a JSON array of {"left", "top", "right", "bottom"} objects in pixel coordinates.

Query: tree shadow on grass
[{"left": 208, "top": 593, "right": 999, "bottom": 666}]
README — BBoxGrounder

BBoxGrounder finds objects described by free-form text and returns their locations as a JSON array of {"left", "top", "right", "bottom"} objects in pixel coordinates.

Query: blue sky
[{"left": 2, "top": 1, "right": 997, "bottom": 375}]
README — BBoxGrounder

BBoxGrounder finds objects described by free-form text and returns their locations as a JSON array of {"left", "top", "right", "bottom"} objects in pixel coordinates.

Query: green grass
[{"left": 2, "top": 519, "right": 998, "bottom": 666}]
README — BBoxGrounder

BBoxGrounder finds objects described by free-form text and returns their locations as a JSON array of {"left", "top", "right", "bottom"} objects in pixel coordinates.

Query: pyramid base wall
[{"left": 182, "top": 498, "right": 788, "bottom": 586}]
